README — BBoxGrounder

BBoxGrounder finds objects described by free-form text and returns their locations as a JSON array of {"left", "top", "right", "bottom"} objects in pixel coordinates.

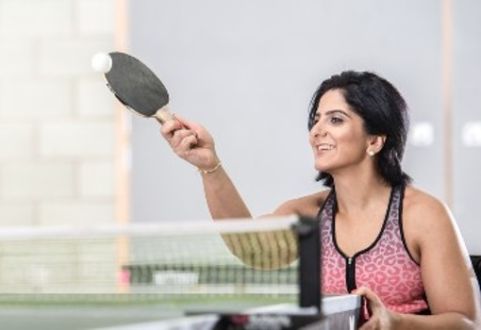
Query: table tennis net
[{"left": 0, "top": 216, "right": 320, "bottom": 305}]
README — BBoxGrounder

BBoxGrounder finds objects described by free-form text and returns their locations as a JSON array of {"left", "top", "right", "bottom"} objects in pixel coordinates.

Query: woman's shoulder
[
  {"left": 400, "top": 185, "right": 458, "bottom": 261},
  {"left": 403, "top": 185, "right": 454, "bottom": 233},
  {"left": 272, "top": 189, "right": 331, "bottom": 218},
  {"left": 404, "top": 185, "right": 450, "bottom": 216}
]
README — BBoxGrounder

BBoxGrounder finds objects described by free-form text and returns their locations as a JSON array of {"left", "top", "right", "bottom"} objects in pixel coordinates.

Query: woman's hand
[
  {"left": 352, "top": 286, "right": 400, "bottom": 330},
  {"left": 160, "top": 114, "right": 220, "bottom": 171}
]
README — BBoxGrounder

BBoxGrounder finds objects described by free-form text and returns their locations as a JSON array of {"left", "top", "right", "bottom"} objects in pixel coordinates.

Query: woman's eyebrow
[{"left": 317, "top": 109, "right": 352, "bottom": 118}]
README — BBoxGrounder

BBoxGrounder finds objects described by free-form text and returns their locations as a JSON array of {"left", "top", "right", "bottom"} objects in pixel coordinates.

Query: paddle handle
[{"left": 154, "top": 106, "right": 175, "bottom": 124}]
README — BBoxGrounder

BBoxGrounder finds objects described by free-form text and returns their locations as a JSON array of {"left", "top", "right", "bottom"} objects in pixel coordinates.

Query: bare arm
[
  {"left": 357, "top": 191, "right": 481, "bottom": 329},
  {"left": 355, "top": 286, "right": 480, "bottom": 330},
  {"left": 404, "top": 196, "right": 481, "bottom": 329},
  {"left": 200, "top": 166, "right": 252, "bottom": 219},
  {"left": 160, "top": 115, "right": 324, "bottom": 220},
  {"left": 160, "top": 115, "right": 252, "bottom": 219}
]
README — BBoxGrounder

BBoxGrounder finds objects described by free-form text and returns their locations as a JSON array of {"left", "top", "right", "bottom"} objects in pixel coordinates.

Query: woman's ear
[{"left": 366, "top": 135, "right": 386, "bottom": 156}]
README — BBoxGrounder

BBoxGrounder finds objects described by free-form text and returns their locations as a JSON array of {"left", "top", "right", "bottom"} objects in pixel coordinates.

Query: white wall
[
  {"left": 129, "top": 0, "right": 481, "bottom": 253},
  {"left": 129, "top": 0, "right": 440, "bottom": 215},
  {"left": 0, "top": 0, "right": 116, "bottom": 227}
]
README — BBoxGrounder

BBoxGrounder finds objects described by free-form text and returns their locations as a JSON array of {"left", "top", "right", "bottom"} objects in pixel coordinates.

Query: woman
[{"left": 160, "top": 71, "right": 481, "bottom": 329}]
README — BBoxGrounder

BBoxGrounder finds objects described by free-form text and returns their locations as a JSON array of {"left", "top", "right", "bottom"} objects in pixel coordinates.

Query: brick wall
[{"left": 0, "top": 0, "right": 117, "bottom": 227}]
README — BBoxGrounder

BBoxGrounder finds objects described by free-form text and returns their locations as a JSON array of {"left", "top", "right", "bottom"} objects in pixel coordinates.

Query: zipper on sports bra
[{"left": 346, "top": 257, "right": 356, "bottom": 292}]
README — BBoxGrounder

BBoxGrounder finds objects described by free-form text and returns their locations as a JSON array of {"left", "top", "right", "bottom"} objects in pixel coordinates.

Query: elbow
[{"left": 448, "top": 312, "right": 481, "bottom": 330}]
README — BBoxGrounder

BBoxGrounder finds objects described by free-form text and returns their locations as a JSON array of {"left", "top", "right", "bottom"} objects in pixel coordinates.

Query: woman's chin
[{"left": 314, "top": 163, "right": 332, "bottom": 172}]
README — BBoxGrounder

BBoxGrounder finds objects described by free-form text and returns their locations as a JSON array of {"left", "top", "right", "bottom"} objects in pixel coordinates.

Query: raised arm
[{"left": 160, "top": 115, "right": 251, "bottom": 219}]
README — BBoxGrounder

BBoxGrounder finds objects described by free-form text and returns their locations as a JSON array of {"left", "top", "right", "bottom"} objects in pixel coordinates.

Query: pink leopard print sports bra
[{"left": 320, "top": 184, "right": 430, "bottom": 314}]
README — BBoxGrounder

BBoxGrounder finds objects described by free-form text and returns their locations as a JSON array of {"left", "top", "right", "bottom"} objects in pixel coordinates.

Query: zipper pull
[{"left": 346, "top": 257, "right": 356, "bottom": 293}]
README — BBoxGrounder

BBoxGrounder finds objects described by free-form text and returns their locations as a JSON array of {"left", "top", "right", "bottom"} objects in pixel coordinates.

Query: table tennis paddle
[{"left": 98, "top": 51, "right": 174, "bottom": 124}]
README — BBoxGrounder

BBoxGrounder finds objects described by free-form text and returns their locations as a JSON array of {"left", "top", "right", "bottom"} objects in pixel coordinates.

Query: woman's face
[{"left": 309, "top": 89, "right": 371, "bottom": 174}]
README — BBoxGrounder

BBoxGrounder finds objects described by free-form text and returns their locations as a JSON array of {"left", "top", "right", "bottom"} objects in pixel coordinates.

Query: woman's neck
[{"left": 331, "top": 169, "right": 391, "bottom": 215}]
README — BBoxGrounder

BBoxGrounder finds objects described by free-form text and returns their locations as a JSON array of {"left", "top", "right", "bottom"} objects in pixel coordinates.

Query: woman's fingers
[
  {"left": 160, "top": 115, "right": 203, "bottom": 145},
  {"left": 353, "top": 286, "right": 382, "bottom": 308},
  {"left": 353, "top": 286, "right": 393, "bottom": 330},
  {"left": 358, "top": 318, "right": 377, "bottom": 330},
  {"left": 172, "top": 114, "right": 194, "bottom": 129},
  {"left": 160, "top": 118, "right": 183, "bottom": 138},
  {"left": 173, "top": 114, "right": 209, "bottom": 140},
  {"left": 171, "top": 129, "right": 197, "bottom": 150},
  {"left": 177, "top": 134, "right": 198, "bottom": 157},
  {"left": 158, "top": 114, "right": 217, "bottom": 168}
]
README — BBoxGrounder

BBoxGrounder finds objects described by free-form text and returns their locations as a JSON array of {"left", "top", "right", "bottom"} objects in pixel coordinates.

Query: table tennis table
[
  {"left": 0, "top": 294, "right": 360, "bottom": 330},
  {"left": 0, "top": 217, "right": 361, "bottom": 329},
  {"left": 96, "top": 295, "right": 361, "bottom": 330}
]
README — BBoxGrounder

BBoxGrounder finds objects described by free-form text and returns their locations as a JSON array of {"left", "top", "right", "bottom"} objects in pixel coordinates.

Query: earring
[{"left": 367, "top": 150, "right": 375, "bottom": 156}]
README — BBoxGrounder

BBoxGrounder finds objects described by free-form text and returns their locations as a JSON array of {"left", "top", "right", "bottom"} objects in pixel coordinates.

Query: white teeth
[{"left": 317, "top": 144, "right": 335, "bottom": 151}]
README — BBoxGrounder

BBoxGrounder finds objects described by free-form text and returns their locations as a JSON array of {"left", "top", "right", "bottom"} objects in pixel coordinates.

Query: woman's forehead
[{"left": 316, "top": 89, "right": 353, "bottom": 115}]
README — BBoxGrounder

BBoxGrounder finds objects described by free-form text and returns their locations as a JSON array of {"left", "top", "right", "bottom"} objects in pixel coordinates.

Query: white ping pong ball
[{"left": 91, "top": 52, "right": 112, "bottom": 73}]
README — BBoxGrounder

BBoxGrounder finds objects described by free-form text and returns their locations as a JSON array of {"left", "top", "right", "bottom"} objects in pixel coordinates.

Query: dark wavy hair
[{"left": 307, "top": 71, "right": 411, "bottom": 187}]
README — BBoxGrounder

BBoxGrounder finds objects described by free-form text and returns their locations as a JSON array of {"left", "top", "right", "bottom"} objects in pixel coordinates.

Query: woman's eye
[{"left": 330, "top": 116, "right": 344, "bottom": 124}]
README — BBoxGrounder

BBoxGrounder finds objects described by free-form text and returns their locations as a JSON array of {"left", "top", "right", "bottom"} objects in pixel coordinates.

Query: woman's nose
[{"left": 311, "top": 123, "right": 327, "bottom": 138}]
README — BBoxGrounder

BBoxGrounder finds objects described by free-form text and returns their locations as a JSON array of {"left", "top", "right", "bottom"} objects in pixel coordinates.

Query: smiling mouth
[{"left": 317, "top": 144, "right": 335, "bottom": 151}]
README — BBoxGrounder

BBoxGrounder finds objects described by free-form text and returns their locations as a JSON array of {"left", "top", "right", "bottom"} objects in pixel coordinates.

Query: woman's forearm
[
  {"left": 201, "top": 166, "right": 252, "bottom": 219},
  {"left": 394, "top": 312, "right": 478, "bottom": 330}
]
